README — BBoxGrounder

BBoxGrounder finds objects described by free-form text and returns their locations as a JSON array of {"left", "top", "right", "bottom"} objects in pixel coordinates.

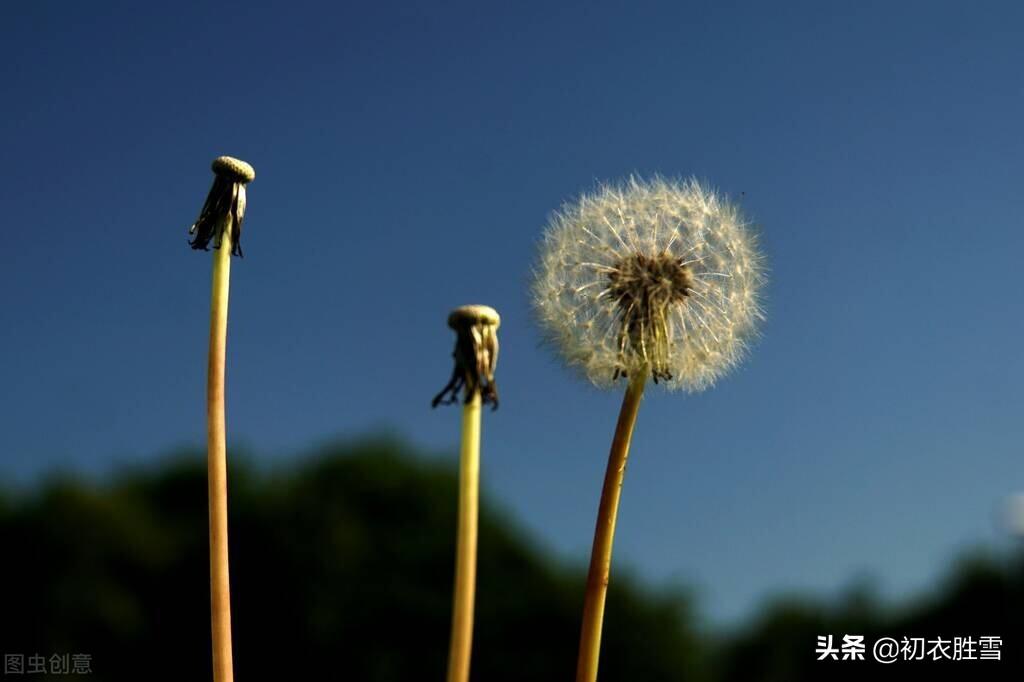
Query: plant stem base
[
  {"left": 447, "top": 392, "right": 482, "bottom": 682},
  {"left": 207, "top": 234, "right": 234, "bottom": 682},
  {"left": 575, "top": 375, "right": 646, "bottom": 682}
]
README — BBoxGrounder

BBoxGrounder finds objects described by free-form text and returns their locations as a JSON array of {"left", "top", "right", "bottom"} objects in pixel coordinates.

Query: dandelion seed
[
  {"left": 529, "top": 176, "right": 766, "bottom": 682},
  {"left": 532, "top": 176, "right": 764, "bottom": 392},
  {"left": 432, "top": 304, "right": 502, "bottom": 682},
  {"left": 432, "top": 305, "right": 501, "bottom": 410},
  {"left": 189, "top": 155, "right": 255, "bottom": 682},
  {"left": 189, "top": 156, "right": 255, "bottom": 257}
]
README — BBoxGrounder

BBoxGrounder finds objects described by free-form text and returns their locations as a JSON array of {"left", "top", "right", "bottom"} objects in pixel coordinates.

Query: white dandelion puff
[{"left": 531, "top": 176, "right": 766, "bottom": 392}]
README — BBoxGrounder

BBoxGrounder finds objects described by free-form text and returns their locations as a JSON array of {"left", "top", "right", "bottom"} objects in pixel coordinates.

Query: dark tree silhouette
[
  {"left": 1, "top": 439, "right": 1018, "bottom": 681},
  {"left": 0, "top": 439, "right": 707, "bottom": 681}
]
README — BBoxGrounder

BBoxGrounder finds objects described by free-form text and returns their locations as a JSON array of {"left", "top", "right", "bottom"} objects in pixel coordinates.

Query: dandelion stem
[
  {"left": 575, "top": 373, "right": 646, "bottom": 682},
  {"left": 207, "top": 216, "right": 234, "bottom": 682},
  {"left": 447, "top": 390, "right": 482, "bottom": 682}
]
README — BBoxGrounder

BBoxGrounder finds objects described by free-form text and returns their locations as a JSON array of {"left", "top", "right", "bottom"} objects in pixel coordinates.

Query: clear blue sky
[{"left": 2, "top": 1, "right": 1022, "bottom": 624}]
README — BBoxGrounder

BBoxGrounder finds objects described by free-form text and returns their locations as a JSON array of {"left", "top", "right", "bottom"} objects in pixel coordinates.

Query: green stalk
[
  {"left": 446, "top": 390, "right": 482, "bottom": 682},
  {"left": 207, "top": 217, "right": 234, "bottom": 682},
  {"left": 575, "top": 373, "right": 646, "bottom": 682}
]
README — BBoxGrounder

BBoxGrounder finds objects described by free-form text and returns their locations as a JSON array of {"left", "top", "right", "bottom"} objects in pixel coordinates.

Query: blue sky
[{"left": 2, "top": 1, "right": 1022, "bottom": 624}]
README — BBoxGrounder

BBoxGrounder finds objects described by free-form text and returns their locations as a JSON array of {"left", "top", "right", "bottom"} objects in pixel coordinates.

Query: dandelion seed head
[
  {"left": 432, "top": 305, "right": 501, "bottom": 410},
  {"left": 211, "top": 156, "right": 255, "bottom": 183},
  {"left": 189, "top": 156, "right": 255, "bottom": 257},
  {"left": 531, "top": 176, "right": 765, "bottom": 392}
]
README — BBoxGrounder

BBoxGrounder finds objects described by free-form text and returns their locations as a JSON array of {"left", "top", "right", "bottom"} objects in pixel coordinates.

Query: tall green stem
[
  {"left": 446, "top": 391, "right": 482, "bottom": 682},
  {"left": 207, "top": 221, "right": 234, "bottom": 682},
  {"left": 575, "top": 374, "right": 646, "bottom": 682}
]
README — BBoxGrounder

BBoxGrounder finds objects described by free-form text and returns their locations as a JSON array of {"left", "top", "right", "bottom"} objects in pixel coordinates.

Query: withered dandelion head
[
  {"left": 189, "top": 156, "right": 255, "bottom": 257},
  {"left": 432, "top": 305, "right": 501, "bottom": 410},
  {"left": 532, "top": 176, "right": 765, "bottom": 392}
]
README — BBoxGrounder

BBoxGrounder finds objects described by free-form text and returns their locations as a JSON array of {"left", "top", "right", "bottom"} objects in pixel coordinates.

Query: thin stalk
[
  {"left": 575, "top": 373, "right": 646, "bottom": 682},
  {"left": 446, "top": 390, "right": 482, "bottom": 682},
  {"left": 207, "top": 219, "right": 234, "bottom": 682}
]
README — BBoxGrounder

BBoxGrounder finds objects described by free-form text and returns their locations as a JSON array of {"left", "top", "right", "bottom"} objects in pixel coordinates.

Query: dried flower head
[
  {"left": 433, "top": 305, "right": 501, "bottom": 410},
  {"left": 531, "top": 176, "right": 765, "bottom": 392},
  {"left": 189, "top": 156, "right": 255, "bottom": 257}
]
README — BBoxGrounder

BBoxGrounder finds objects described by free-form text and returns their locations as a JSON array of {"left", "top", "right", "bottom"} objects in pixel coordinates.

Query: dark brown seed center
[
  {"left": 607, "top": 253, "right": 692, "bottom": 313},
  {"left": 605, "top": 253, "right": 693, "bottom": 382}
]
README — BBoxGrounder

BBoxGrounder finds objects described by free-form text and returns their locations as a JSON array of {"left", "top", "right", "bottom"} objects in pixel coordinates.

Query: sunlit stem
[
  {"left": 207, "top": 217, "right": 235, "bottom": 682},
  {"left": 575, "top": 372, "right": 646, "bottom": 682},
  {"left": 446, "top": 390, "right": 482, "bottom": 682}
]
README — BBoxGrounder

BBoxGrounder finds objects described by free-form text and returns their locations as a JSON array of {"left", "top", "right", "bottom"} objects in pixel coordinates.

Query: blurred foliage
[
  {"left": 715, "top": 550, "right": 1022, "bottom": 682},
  {"left": 0, "top": 439, "right": 1019, "bottom": 681},
  {"left": 0, "top": 439, "right": 706, "bottom": 681}
]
